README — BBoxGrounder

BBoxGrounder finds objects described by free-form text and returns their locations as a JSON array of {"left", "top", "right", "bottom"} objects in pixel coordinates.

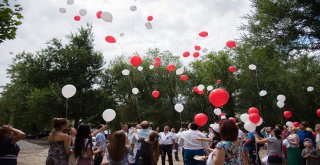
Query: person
[
  {"left": 298, "top": 121, "right": 316, "bottom": 150},
  {"left": 74, "top": 124, "right": 101, "bottom": 165},
  {"left": 243, "top": 131, "right": 256, "bottom": 164},
  {"left": 0, "top": 125, "right": 25, "bottom": 165},
  {"left": 260, "top": 127, "right": 272, "bottom": 138},
  {"left": 315, "top": 124, "right": 320, "bottom": 151},
  {"left": 255, "top": 128, "right": 283, "bottom": 165},
  {"left": 287, "top": 126, "right": 303, "bottom": 165},
  {"left": 179, "top": 122, "right": 209, "bottom": 165},
  {"left": 68, "top": 127, "right": 77, "bottom": 165},
  {"left": 171, "top": 128, "right": 180, "bottom": 161},
  {"left": 131, "top": 121, "right": 152, "bottom": 165},
  {"left": 93, "top": 124, "right": 107, "bottom": 165},
  {"left": 106, "top": 131, "right": 130, "bottom": 165},
  {"left": 46, "top": 118, "right": 71, "bottom": 165},
  {"left": 128, "top": 125, "right": 140, "bottom": 165},
  {"left": 212, "top": 119, "right": 240, "bottom": 165},
  {"left": 159, "top": 126, "right": 175, "bottom": 165},
  {"left": 139, "top": 131, "right": 161, "bottom": 165},
  {"left": 121, "top": 124, "right": 129, "bottom": 136},
  {"left": 301, "top": 138, "right": 320, "bottom": 165}
]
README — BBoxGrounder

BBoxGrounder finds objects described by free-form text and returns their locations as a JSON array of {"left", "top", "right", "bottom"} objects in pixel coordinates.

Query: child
[{"left": 301, "top": 138, "right": 320, "bottom": 165}]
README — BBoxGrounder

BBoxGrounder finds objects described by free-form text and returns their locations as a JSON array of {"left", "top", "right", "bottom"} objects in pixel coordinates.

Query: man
[
  {"left": 298, "top": 121, "right": 316, "bottom": 150},
  {"left": 121, "top": 124, "right": 129, "bottom": 136},
  {"left": 94, "top": 124, "right": 107, "bottom": 165},
  {"left": 131, "top": 121, "right": 152, "bottom": 165},
  {"left": 243, "top": 131, "right": 256, "bottom": 164},
  {"left": 159, "top": 126, "right": 175, "bottom": 165},
  {"left": 178, "top": 123, "right": 209, "bottom": 165}
]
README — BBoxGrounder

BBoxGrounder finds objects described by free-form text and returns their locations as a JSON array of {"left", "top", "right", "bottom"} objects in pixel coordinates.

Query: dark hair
[
  {"left": 219, "top": 120, "right": 238, "bottom": 141},
  {"left": 149, "top": 131, "right": 160, "bottom": 164},
  {"left": 273, "top": 128, "right": 282, "bottom": 140},
  {"left": 97, "top": 124, "right": 104, "bottom": 129},
  {"left": 190, "top": 123, "right": 199, "bottom": 130},
  {"left": 301, "top": 121, "right": 309, "bottom": 127},
  {"left": 107, "top": 131, "right": 128, "bottom": 163},
  {"left": 74, "top": 124, "right": 92, "bottom": 158},
  {"left": 52, "top": 118, "right": 68, "bottom": 130},
  {"left": 141, "top": 121, "right": 149, "bottom": 129},
  {"left": 0, "top": 128, "right": 12, "bottom": 140}
]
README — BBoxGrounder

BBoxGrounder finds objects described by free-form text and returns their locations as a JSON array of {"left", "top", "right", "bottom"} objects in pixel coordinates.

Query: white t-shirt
[{"left": 178, "top": 130, "right": 209, "bottom": 150}]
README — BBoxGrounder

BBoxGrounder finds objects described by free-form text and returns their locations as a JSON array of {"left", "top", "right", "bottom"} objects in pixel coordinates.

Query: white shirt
[
  {"left": 159, "top": 132, "right": 174, "bottom": 145},
  {"left": 172, "top": 132, "right": 180, "bottom": 143},
  {"left": 178, "top": 130, "right": 209, "bottom": 150}
]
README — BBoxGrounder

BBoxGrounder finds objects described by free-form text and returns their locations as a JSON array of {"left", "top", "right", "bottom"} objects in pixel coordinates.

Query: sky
[{"left": 0, "top": 0, "right": 252, "bottom": 88}]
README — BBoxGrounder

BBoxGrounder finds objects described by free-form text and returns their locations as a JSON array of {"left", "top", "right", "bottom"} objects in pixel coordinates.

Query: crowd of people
[{"left": 0, "top": 118, "right": 320, "bottom": 165}]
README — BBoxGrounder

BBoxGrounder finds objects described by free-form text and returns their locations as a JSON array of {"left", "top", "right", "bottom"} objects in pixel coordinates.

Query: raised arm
[{"left": 2, "top": 125, "right": 26, "bottom": 144}]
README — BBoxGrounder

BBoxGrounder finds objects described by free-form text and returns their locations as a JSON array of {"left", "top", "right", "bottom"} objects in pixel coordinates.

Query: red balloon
[
  {"left": 199, "top": 31, "right": 208, "bottom": 37},
  {"left": 193, "top": 52, "right": 200, "bottom": 58},
  {"left": 183, "top": 51, "right": 190, "bottom": 57},
  {"left": 154, "top": 61, "right": 160, "bottom": 67},
  {"left": 198, "top": 90, "right": 204, "bottom": 95},
  {"left": 194, "top": 113, "right": 208, "bottom": 126},
  {"left": 96, "top": 11, "right": 102, "bottom": 19},
  {"left": 180, "top": 75, "right": 188, "bottom": 81},
  {"left": 226, "top": 40, "right": 236, "bottom": 48},
  {"left": 167, "top": 64, "right": 175, "bottom": 72},
  {"left": 283, "top": 111, "right": 292, "bottom": 119},
  {"left": 147, "top": 16, "right": 153, "bottom": 21},
  {"left": 293, "top": 122, "right": 300, "bottom": 127},
  {"left": 249, "top": 113, "right": 260, "bottom": 124},
  {"left": 74, "top": 16, "right": 81, "bottom": 21},
  {"left": 209, "top": 88, "right": 230, "bottom": 107},
  {"left": 195, "top": 45, "right": 201, "bottom": 51},
  {"left": 316, "top": 109, "right": 320, "bottom": 117},
  {"left": 216, "top": 79, "right": 222, "bottom": 84},
  {"left": 105, "top": 36, "right": 116, "bottom": 43},
  {"left": 228, "top": 66, "right": 237, "bottom": 73},
  {"left": 152, "top": 90, "right": 160, "bottom": 99},
  {"left": 130, "top": 55, "right": 142, "bottom": 66},
  {"left": 155, "top": 57, "right": 161, "bottom": 61},
  {"left": 220, "top": 113, "right": 225, "bottom": 116},
  {"left": 248, "top": 107, "right": 259, "bottom": 114},
  {"left": 193, "top": 86, "right": 199, "bottom": 93},
  {"left": 229, "top": 117, "right": 237, "bottom": 123}
]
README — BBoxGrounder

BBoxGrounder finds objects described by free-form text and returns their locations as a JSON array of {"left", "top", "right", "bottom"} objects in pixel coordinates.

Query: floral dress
[{"left": 215, "top": 141, "right": 240, "bottom": 165}]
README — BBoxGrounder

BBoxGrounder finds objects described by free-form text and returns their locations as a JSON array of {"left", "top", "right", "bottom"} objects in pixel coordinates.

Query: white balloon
[
  {"left": 210, "top": 124, "right": 220, "bottom": 133},
  {"left": 101, "top": 11, "right": 113, "bottom": 22},
  {"left": 138, "top": 66, "right": 143, "bottom": 71},
  {"left": 240, "top": 114, "right": 249, "bottom": 123},
  {"left": 202, "top": 48, "right": 208, "bottom": 53},
  {"left": 244, "top": 122, "right": 256, "bottom": 132},
  {"left": 198, "top": 84, "right": 205, "bottom": 91},
  {"left": 174, "top": 104, "right": 184, "bottom": 113},
  {"left": 221, "top": 115, "right": 226, "bottom": 120},
  {"left": 122, "top": 69, "right": 130, "bottom": 76},
  {"left": 149, "top": 65, "right": 154, "bottom": 70},
  {"left": 259, "top": 90, "right": 267, "bottom": 96},
  {"left": 176, "top": 68, "right": 184, "bottom": 75},
  {"left": 277, "top": 95, "right": 286, "bottom": 102},
  {"left": 277, "top": 101, "right": 285, "bottom": 108},
  {"left": 256, "top": 117, "right": 263, "bottom": 126},
  {"left": 59, "top": 8, "right": 66, "bottom": 13},
  {"left": 248, "top": 64, "right": 257, "bottom": 70},
  {"left": 145, "top": 22, "right": 152, "bottom": 29},
  {"left": 102, "top": 109, "right": 116, "bottom": 122},
  {"left": 130, "top": 5, "right": 137, "bottom": 11},
  {"left": 286, "top": 121, "right": 293, "bottom": 127},
  {"left": 214, "top": 108, "right": 221, "bottom": 116},
  {"left": 307, "top": 86, "right": 314, "bottom": 92},
  {"left": 207, "top": 85, "right": 214, "bottom": 91},
  {"left": 62, "top": 84, "right": 76, "bottom": 98},
  {"left": 132, "top": 88, "right": 139, "bottom": 95},
  {"left": 79, "top": 9, "right": 87, "bottom": 16},
  {"left": 120, "top": 33, "right": 125, "bottom": 37},
  {"left": 67, "top": 0, "right": 74, "bottom": 5}
]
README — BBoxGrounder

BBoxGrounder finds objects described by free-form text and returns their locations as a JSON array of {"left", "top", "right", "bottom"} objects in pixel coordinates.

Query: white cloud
[{"left": 0, "top": 0, "right": 251, "bottom": 87}]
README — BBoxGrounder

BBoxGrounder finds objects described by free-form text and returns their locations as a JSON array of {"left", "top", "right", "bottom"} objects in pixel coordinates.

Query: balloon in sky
[
  {"left": 137, "top": 66, "right": 143, "bottom": 71},
  {"left": 199, "top": 31, "right": 208, "bottom": 37},
  {"left": 145, "top": 22, "right": 152, "bottom": 29},
  {"left": 277, "top": 101, "right": 285, "bottom": 108},
  {"left": 198, "top": 84, "right": 205, "bottom": 91},
  {"left": 180, "top": 75, "right": 188, "bottom": 81},
  {"left": 79, "top": 9, "right": 87, "bottom": 16},
  {"left": 183, "top": 51, "right": 190, "bottom": 57},
  {"left": 216, "top": 79, "right": 222, "bottom": 84},
  {"left": 130, "top": 55, "right": 142, "bottom": 67},
  {"left": 149, "top": 65, "right": 154, "bottom": 70},
  {"left": 130, "top": 5, "right": 137, "bottom": 11},
  {"left": 286, "top": 121, "right": 293, "bottom": 127},
  {"left": 105, "top": 36, "right": 116, "bottom": 43},
  {"left": 259, "top": 90, "right": 267, "bottom": 96},
  {"left": 256, "top": 117, "right": 263, "bottom": 126},
  {"left": 244, "top": 122, "right": 256, "bottom": 132},
  {"left": 132, "top": 88, "right": 139, "bottom": 95},
  {"left": 195, "top": 45, "right": 201, "bottom": 51},
  {"left": 120, "top": 33, "right": 125, "bottom": 37},
  {"left": 176, "top": 68, "right": 184, "bottom": 75},
  {"left": 147, "top": 16, "right": 153, "bottom": 21},
  {"left": 154, "top": 61, "right": 160, "bottom": 67},
  {"left": 167, "top": 64, "right": 175, "bottom": 72},
  {"left": 62, "top": 84, "right": 76, "bottom": 99},
  {"left": 209, "top": 88, "right": 229, "bottom": 107},
  {"left": 316, "top": 109, "right": 320, "bottom": 117},
  {"left": 101, "top": 11, "right": 113, "bottom": 22},
  {"left": 193, "top": 52, "right": 200, "bottom": 58},
  {"left": 152, "top": 90, "right": 160, "bottom": 99},
  {"left": 155, "top": 57, "right": 161, "bottom": 61},
  {"left": 228, "top": 66, "right": 237, "bottom": 73},
  {"left": 74, "top": 16, "right": 81, "bottom": 21},
  {"left": 277, "top": 95, "right": 286, "bottom": 102},
  {"left": 293, "top": 122, "right": 300, "bottom": 127},
  {"left": 194, "top": 113, "right": 208, "bottom": 126},
  {"left": 213, "top": 108, "right": 221, "bottom": 115},
  {"left": 174, "top": 104, "right": 184, "bottom": 113},
  {"left": 248, "top": 107, "right": 259, "bottom": 114},
  {"left": 226, "top": 40, "right": 236, "bottom": 48},
  {"left": 67, "top": 0, "right": 74, "bottom": 5},
  {"left": 249, "top": 113, "right": 260, "bottom": 124},
  {"left": 283, "top": 111, "right": 292, "bottom": 119},
  {"left": 240, "top": 114, "right": 249, "bottom": 123},
  {"left": 59, "top": 8, "right": 66, "bottom": 13},
  {"left": 307, "top": 86, "right": 314, "bottom": 92},
  {"left": 249, "top": 64, "right": 257, "bottom": 70},
  {"left": 102, "top": 109, "right": 116, "bottom": 122},
  {"left": 122, "top": 69, "right": 130, "bottom": 76},
  {"left": 202, "top": 48, "right": 208, "bottom": 53},
  {"left": 96, "top": 11, "right": 102, "bottom": 19},
  {"left": 207, "top": 85, "right": 213, "bottom": 91}
]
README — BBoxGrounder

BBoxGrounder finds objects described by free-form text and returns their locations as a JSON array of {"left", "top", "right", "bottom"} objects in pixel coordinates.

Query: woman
[
  {"left": 0, "top": 125, "right": 25, "bottom": 165},
  {"left": 74, "top": 124, "right": 101, "bottom": 165},
  {"left": 68, "top": 127, "right": 77, "bottom": 165},
  {"left": 212, "top": 119, "right": 240, "bottom": 165},
  {"left": 106, "top": 131, "right": 130, "bottom": 165},
  {"left": 139, "top": 131, "right": 160, "bottom": 165},
  {"left": 286, "top": 127, "right": 303, "bottom": 165},
  {"left": 254, "top": 128, "right": 283, "bottom": 165},
  {"left": 315, "top": 124, "right": 320, "bottom": 150},
  {"left": 46, "top": 118, "right": 71, "bottom": 165}
]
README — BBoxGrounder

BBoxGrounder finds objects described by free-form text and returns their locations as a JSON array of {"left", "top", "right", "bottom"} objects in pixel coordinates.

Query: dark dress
[
  {"left": 0, "top": 137, "right": 20, "bottom": 165},
  {"left": 46, "top": 141, "right": 69, "bottom": 165},
  {"left": 139, "top": 141, "right": 156, "bottom": 165}
]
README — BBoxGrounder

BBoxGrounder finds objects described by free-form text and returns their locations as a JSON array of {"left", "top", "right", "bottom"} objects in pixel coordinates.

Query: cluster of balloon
[
  {"left": 174, "top": 104, "right": 184, "bottom": 113},
  {"left": 62, "top": 84, "right": 77, "bottom": 98},
  {"left": 317, "top": 109, "right": 320, "bottom": 117},
  {"left": 102, "top": 109, "right": 116, "bottom": 122},
  {"left": 209, "top": 88, "right": 229, "bottom": 107},
  {"left": 276, "top": 94, "right": 286, "bottom": 108},
  {"left": 130, "top": 55, "right": 142, "bottom": 67},
  {"left": 226, "top": 40, "right": 236, "bottom": 48},
  {"left": 286, "top": 121, "right": 300, "bottom": 127},
  {"left": 182, "top": 51, "right": 190, "bottom": 58},
  {"left": 283, "top": 111, "right": 292, "bottom": 119},
  {"left": 241, "top": 107, "right": 263, "bottom": 132},
  {"left": 180, "top": 75, "right": 188, "bottom": 81},
  {"left": 154, "top": 57, "right": 161, "bottom": 67},
  {"left": 307, "top": 86, "right": 314, "bottom": 92},
  {"left": 152, "top": 90, "right": 160, "bottom": 99},
  {"left": 194, "top": 113, "right": 208, "bottom": 126},
  {"left": 228, "top": 66, "right": 237, "bottom": 73},
  {"left": 167, "top": 64, "right": 176, "bottom": 72},
  {"left": 105, "top": 36, "right": 116, "bottom": 43}
]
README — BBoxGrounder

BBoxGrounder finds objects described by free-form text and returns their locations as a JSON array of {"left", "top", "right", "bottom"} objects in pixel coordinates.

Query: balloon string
[
  {"left": 66, "top": 98, "right": 68, "bottom": 118},
  {"left": 127, "top": 76, "right": 142, "bottom": 122},
  {"left": 255, "top": 69, "right": 263, "bottom": 118}
]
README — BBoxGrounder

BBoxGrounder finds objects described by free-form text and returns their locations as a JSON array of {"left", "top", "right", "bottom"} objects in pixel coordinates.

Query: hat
[
  {"left": 304, "top": 138, "right": 312, "bottom": 143},
  {"left": 210, "top": 124, "right": 220, "bottom": 133}
]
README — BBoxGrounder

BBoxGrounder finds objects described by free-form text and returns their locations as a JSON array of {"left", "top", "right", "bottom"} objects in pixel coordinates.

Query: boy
[{"left": 301, "top": 138, "right": 320, "bottom": 165}]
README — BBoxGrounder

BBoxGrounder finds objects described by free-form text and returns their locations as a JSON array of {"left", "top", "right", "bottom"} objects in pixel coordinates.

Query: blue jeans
[{"left": 183, "top": 149, "right": 206, "bottom": 165}]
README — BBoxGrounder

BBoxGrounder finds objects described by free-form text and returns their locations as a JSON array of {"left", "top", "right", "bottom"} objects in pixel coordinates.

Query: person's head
[
  {"left": 74, "top": 124, "right": 92, "bottom": 158},
  {"left": 219, "top": 119, "right": 238, "bottom": 141},
  {"left": 121, "top": 124, "right": 128, "bottom": 132},
  {"left": 275, "top": 124, "right": 283, "bottom": 130},
  {"left": 315, "top": 124, "right": 320, "bottom": 133},
  {"left": 189, "top": 123, "right": 199, "bottom": 130},
  {"left": 288, "top": 126, "right": 298, "bottom": 134},
  {"left": 52, "top": 118, "right": 69, "bottom": 131},
  {"left": 271, "top": 128, "right": 282, "bottom": 139},
  {"left": 303, "top": 138, "right": 313, "bottom": 148},
  {"left": 299, "top": 121, "right": 308, "bottom": 130},
  {"left": 135, "top": 124, "right": 141, "bottom": 129},
  {"left": 140, "top": 121, "right": 149, "bottom": 129},
  {"left": 148, "top": 131, "right": 160, "bottom": 164},
  {"left": 68, "top": 127, "right": 77, "bottom": 136},
  {"left": 171, "top": 128, "right": 176, "bottom": 133},
  {"left": 164, "top": 126, "right": 170, "bottom": 132},
  {"left": 107, "top": 131, "right": 128, "bottom": 163},
  {"left": 0, "top": 126, "right": 13, "bottom": 140}
]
